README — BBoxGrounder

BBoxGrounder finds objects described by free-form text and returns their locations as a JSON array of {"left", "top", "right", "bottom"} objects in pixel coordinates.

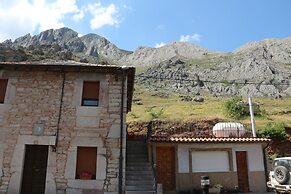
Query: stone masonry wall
[
  {"left": 0, "top": 70, "right": 126, "bottom": 194},
  {"left": 1, "top": 70, "right": 64, "bottom": 193}
]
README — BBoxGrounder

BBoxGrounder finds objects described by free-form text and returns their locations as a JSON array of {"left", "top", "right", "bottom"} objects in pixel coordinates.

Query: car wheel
[{"left": 274, "top": 166, "right": 290, "bottom": 184}]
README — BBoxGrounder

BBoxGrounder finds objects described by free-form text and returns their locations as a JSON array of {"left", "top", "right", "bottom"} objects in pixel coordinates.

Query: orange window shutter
[
  {"left": 0, "top": 79, "right": 8, "bottom": 103},
  {"left": 76, "top": 147, "right": 97, "bottom": 179},
  {"left": 82, "top": 81, "right": 100, "bottom": 99}
]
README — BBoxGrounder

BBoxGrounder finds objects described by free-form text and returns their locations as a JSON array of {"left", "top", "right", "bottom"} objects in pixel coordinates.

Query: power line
[{"left": 136, "top": 74, "right": 291, "bottom": 86}]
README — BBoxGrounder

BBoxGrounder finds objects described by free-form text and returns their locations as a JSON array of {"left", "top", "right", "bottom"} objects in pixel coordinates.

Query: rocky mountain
[
  {"left": 0, "top": 27, "right": 290, "bottom": 97},
  {"left": 1, "top": 27, "right": 130, "bottom": 63},
  {"left": 118, "top": 41, "right": 218, "bottom": 66}
]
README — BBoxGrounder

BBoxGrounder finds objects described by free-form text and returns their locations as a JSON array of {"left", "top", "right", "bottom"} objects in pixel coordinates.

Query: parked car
[{"left": 267, "top": 157, "right": 291, "bottom": 193}]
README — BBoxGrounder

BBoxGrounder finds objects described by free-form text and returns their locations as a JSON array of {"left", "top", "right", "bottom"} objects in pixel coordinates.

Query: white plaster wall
[
  {"left": 232, "top": 144, "right": 265, "bottom": 171},
  {"left": 177, "top": 147, "right": 189, "bottom": 173}
]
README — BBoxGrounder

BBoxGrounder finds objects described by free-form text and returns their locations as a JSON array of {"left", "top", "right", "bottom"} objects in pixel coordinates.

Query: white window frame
[{"left": 190, "top": 148, "right": 233, "bottom": 173}]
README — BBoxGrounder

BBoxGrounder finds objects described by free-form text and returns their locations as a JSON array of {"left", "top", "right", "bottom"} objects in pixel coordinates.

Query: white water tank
[{"left": 213, "top": 122, "right": 246, "bottom": 137}]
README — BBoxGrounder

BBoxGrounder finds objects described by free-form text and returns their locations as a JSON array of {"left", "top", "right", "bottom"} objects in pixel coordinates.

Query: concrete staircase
[{"left": 125, "top": 139, "right": 156, "bottom": 194}]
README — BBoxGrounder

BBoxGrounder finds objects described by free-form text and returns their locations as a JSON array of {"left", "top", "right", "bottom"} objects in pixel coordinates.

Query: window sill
[
  {"left": 67, "top": 179, "right": 104, "bottom": 190},
  {"left": 76, "top": 106, "right": 102, "bottom": 117}
]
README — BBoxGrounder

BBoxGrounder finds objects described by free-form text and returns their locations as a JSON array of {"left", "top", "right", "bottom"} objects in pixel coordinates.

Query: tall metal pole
[{"left": 248, "top": 96, "right": 256, "bottom": 137}]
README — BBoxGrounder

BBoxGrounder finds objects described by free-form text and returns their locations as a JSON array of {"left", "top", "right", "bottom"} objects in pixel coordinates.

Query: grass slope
[{"left": 128, "top": 87, "right": 291, "bottom": 131}]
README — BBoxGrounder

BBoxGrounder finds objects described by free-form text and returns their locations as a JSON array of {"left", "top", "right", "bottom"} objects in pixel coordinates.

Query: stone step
[
  {"left": 127, "top": 159, "right": 149, "bottom": 163},
  {"left": 126, "top": 174, "right": 154, "bottom": 180},
  {"left": 126, "top": 140, "right": 155, "bottom": 194},
  {"left": 126, "top": 166, "right": 153, "bottom": 171},
  {"left": 127, "top": 152, "right": 148, "bottom": 156},
  {"left": 126, "top": 162, "right": 151, "bottom": 166},
  {"left": 125, "top": 191, "right": 155, "bottom": 194},
  {"left": 127, "top": 153, "right": 148, "bottom": 157},
  {"left": 126, "top": 179, "right": 155, "bottom": 186},
  {"left": 127, "top": 170, "right": 153, "bottom": 175},
  {"left": 127, "top": 147, "right": 148, "bottom": 151},
  {"left": 127, "top": 154, "right": 148, "bottom": 159},
  {"left": 127, "top": 140, "right": 147, "bottom": 144},
  {"left": 126, "top": 185, "right": 155, "bottom": 191}
]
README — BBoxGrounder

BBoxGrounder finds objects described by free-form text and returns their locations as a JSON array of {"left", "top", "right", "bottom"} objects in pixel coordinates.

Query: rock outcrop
[{"left": 1, "top": 27, "right": 290, "bottom": 97}]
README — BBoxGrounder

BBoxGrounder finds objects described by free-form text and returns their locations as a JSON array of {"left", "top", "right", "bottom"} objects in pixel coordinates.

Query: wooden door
[
  {"left": 21, "top": 145, "right": 49, "bottom": 194},
  {"left": 236, "top": 151, "right": 249, "bottom": 193},
  {"left": 156, "top": 146, "right": 176, "bottom": 191}
]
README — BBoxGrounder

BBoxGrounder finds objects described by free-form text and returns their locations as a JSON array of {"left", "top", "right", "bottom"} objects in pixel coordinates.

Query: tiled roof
[
  {"left": 0, "top": 60, "right": 118, "bottom": 67},
  {"left": 149, "top": 136, "right": 271, "bottom": 143}
]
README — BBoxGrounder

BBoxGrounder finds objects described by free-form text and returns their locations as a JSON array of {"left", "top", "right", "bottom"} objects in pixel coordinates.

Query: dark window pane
[
  {"left": 82, "top": 81, "right": 99, "bottom": 106},
  {"left": 82, "top": 99, "right": 99, "bottom": 106},
  {"left": 0, "top": 79, "right": 8, "bottom": 103}
]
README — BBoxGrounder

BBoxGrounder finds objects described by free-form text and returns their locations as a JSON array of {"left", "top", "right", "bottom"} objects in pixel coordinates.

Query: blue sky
[{"left": 0, "top": 0, "right": 291, "bottom": 52}]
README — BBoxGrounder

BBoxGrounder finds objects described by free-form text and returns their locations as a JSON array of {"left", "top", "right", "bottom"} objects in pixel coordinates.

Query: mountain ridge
[{"left": 0, "top": 27, "right": 290, "bottom": 97}]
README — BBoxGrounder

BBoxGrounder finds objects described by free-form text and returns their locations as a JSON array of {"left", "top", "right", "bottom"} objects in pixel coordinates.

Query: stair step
[
  {"left": 127, "top": 160, "right": 149, "bottom": 163},
  {"left": 126, "top": 161, "right": 151, "bottom": 166},
  {"left": 126, "top": 180, "right": 155, "bottom": 186},
  {"left": 125, "top": 191, "right": 155, "bottom": 194},
  {"left": 126, "top": 166, "right": 152, "bottom": 171},
  {"left": 127, "top": 171, "right": 153, "bottom": 175},
  {"left": 127, "top": 154, "right": 148, "bottom": 160},
  {"left": 127, "top": 140, "right": 147, "bottom": 143},
  {"left": 126, "top": 140, "right": 155, "bottom": 193},
  {"left": 127, "top": 153, "right": 148, "bottom": 157},
  {"left": 126, "top": 175, "right": 154, "bottom": 180},
  {"left": 127, "top": 149, "right": 147, "bottom": 152},
  {"left": 126, "top": 185, "right": 155, "bottom": 191}
]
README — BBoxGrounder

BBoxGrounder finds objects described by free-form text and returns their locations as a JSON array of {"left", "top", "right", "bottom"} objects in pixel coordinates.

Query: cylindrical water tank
[{"left": 213, "top": 122, "right": 246, "bottom": 137}]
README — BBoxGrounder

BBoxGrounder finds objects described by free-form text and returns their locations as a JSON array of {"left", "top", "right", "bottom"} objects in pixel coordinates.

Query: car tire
[{"left": 274, "top": 166, "right": 290, "bottom": 184}]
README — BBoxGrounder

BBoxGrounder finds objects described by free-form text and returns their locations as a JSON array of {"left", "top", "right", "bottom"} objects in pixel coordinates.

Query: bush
[
  {"left": 257, "top": 122, "right": 287, "bottom": 141},
  {"left": 145, "top": 106, "right": 164, "bottom": 120},
  {"left": 224, "top": 97, "right": 265, "bottom": 119}
]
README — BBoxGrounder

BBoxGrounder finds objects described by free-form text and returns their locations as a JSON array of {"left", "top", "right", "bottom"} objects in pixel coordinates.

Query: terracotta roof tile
[{"left": 149, "top": 136, "right": 271, "bottom": 143}]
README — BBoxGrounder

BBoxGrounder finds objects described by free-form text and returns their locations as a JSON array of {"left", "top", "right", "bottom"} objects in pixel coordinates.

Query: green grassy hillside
[{"left": 128, "top": 87, "right": 291, "bottom": 131}]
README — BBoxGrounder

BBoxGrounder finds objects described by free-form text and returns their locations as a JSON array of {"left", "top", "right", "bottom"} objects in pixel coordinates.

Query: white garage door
[{"left": 191, "top": 151, "right": 230, "bottom": 172}]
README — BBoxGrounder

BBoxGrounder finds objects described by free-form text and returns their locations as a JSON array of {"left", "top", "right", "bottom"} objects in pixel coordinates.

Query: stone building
[{"left": 0, "top": 61, "right": 135, "bottom": 194}]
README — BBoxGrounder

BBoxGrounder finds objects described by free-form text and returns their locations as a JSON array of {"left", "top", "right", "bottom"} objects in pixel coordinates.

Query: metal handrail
[{"left": 147, "top": 121, "right": 157, "bottom": 193}]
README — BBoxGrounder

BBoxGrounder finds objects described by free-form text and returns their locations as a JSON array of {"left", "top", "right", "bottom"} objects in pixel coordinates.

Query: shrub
[
  {"left": 145, "top": 106, "right": 164, "bottom": 120},
  {"left": 224, "top": 97, "right": 265, "bottom": 119},
  {"left": 224, "top": 97, "right": 247, "bottom": 119},
  {"left": 257, "top": 122, "right": 287, "bottom": 141}
]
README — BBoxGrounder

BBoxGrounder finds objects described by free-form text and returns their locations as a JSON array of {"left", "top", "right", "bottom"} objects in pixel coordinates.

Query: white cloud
[
  {"left": 87, "top": 3, "right": 120, "bottom": 30},
  {"left": 180, "top": 34, "right": 201, "bottom": 42},
  {"left": 0, "top": 0, "right": 122, "bottom": 42},
  {"left": 73, "top": 8, "right": 85, "bottom": 22},
  {"left": 155, "top": 42, "right": 166, "bottom": 48},
  {"left": 0, "top": 0, "right": 80, "bottom": 41}
]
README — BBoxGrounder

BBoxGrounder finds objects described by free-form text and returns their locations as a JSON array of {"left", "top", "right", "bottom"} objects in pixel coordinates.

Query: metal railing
[{"left": 147, "top": 121, "right": 157, "bottom": 193}]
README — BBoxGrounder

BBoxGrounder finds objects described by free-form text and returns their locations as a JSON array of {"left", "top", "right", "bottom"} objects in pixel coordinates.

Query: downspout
[
  {"left": 54, "top": 69, "right": 66, "bottom": 151},
  {"left": 262, "top": 141, "right": 270, "bottom": 191},
  {"left": 119, "top": 70, "right": 126, "bottom": 194}
]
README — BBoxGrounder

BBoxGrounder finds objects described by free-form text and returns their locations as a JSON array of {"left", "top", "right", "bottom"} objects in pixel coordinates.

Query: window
[
  {"left": 191, "top": 151, "right": 230, "bottom": 172},
  {"left": 82, "top": 81, "right": 100, "bottom": 106},
  {"left": 0, "top": 79, "right": 8, "bottom": 103},
  {"left": 76, "top": 147, "right": 97, "bottom": 180}
]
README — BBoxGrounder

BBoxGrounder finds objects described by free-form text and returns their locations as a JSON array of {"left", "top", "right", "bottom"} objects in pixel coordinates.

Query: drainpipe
[
  {"left": 119, "top": 69, "right": 126, "bottom": 194},
  {"left": 262, "top": 142, "right": 270, "bottom": 191},
  {"left": 248, "top": 96, "right": 256, "bottom": 137},
  {"left": 54, "top": 69, "right": 66, "bottom": 151}
]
